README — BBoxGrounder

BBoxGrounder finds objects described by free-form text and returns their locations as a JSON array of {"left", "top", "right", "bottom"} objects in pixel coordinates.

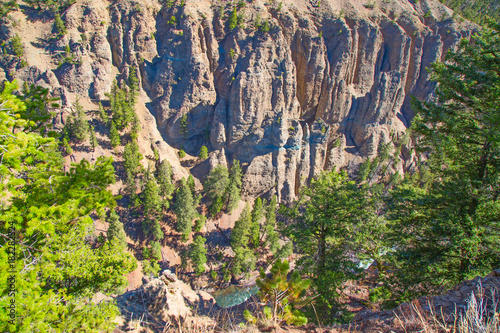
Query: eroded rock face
[
  {"left": 143, "top": 0, "right": 475, "bottom": 202},
  {"left": 1, "top": 0, "right": 476, "bottom": 203}
]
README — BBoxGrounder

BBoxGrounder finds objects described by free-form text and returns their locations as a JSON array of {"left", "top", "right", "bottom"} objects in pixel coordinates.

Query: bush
[
  {"left": 198, "top": 145, "right": 208, "bottom": 160},
  {"left": 178, "top": 149, "right": 186, "bottom": 158},
  {"left": 54, "top": 13, "right": 66, "bottom": 36}
]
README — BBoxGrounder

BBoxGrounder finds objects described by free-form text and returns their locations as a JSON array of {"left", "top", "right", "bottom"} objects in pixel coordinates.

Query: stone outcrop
[{"left": 0, "top": 0, "right": 477, "bottom": 202}]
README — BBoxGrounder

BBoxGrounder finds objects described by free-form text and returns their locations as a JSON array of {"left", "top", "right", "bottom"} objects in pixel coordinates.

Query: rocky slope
[{"left": 0, "top": 0, "right": 476, "bottom": 202}]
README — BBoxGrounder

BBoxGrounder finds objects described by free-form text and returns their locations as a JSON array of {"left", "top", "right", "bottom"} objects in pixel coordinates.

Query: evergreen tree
[
  {"left": 152, "top": 220, "right": 164, "bottom": 241},
  {"left": 281, "top": 169, "right": 368, "bottom": 324},
  {"left": 156, "top": 160, "right": 175, "bottom": 207},
  {"left": 198, "top": 145, "right": 208, "bottom": 160},
  {"left": 227, "top": 160, "right": 242, "bottom": 212},
  {"left": 66, "top": 98, "right": 89, "bottom": 142},
  {"left": 107, "top": 210, "right": 127, "bottom": 248},
  {"left": 128, "top": 66, "right": 139, "bottom": 104},
  {"left": 254, "top": 259, "right": 310, "bottom": 326},
  {"left": 123, "top": 140, "right": 142, "bottom": 177},
  {"left": 143, "top": 177, "right": 162, "bottom": 217},
  {"left": 387, "top": 22, "right": 500, "bottom": 301},
  {"left": 264, "top": 196, "right": 280, "bottom": 254},
  {"left": 109, "top": 120, "right": 120, "bottom": 147},
  {"left": 250, "top": 197, "right": 264, "bottom": 248},
  {"left": 0, "top": 81, "right": 136, "bottom": 332},
  {"left": 189, "top": 235, "right": 207, "bottom": 276},
  {"left": 89, "top": 125, "right": 97, "bottom": 152},
  {"left": 151, "top": 241, "right": 162, "bottom": 261},
  {"left": 173, "top": 179, "right": 196, "bottom": 242},
  {"left": 229, "top": 7, "right": 238, "bottom": 30},
  {"left": 232, "top": 246, "right": 256, "bottom": 278},
  {"left": 10, "top": 34, "right": 24, "bottom": 58},
  {"left": 231, "top": 203, "right": 251, "bottom": 249},
  {"left": 204, "top": 165, "right": 230, "bottom": 215},
  {"left": 98, "top": 101, "right": 107, "bottom": 124}
]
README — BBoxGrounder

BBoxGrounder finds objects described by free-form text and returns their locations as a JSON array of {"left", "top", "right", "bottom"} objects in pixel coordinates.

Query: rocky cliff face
[{"left": 0, "top": 0, "right": 476, "bottom": 202}]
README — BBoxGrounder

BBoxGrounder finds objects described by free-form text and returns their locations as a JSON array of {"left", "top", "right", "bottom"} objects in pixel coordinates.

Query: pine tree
[
  {"left": 229, "top": 7, "right": 238, "bottom": 30},
  {"left": 189, "top": 235, "right": 207, "bottom": 276},
  {"left": 109, "top": 120, "right": 120, "bottom": 147},
  {"left": 227, "top": 160, "right": 242, "bottom": 212},
  {"left": 89, "top": 125, "right": 97, "bottom": 152},
  {"left": 107, "top": 210, "right": 127, "bottom": 248},
  {"left": 156, "top": 160, "right": 175, "bottom": 207},
  {"left": 255, "top": 259, "right": 310, "bottom": 326},
  {"left": 151, "top": 220, "right": 164, "bottom": 241},
  {"left": 387, "top": 22, "right": 500, "bottom": 300},
  {"left": 204, "top": 165, "right": 230, "bottom": 215},
  {"left": 143, "top": 177, "right": 162, "bottom": 217},
  {"left": 198, "top": 145, "right": 208, "bottom": 160},
  {"left": 250, "top": 197, "right": 264, "bottom": 248},
  {"left": 67, "top": 98, "right": 89, "bottom": 142},
  {"left": 98, "top": 102, "right": 107, "bottom": 124},
  {"left": 281, "top": 169, "right": 368, "bottom": 323},
  {"left": 231, "top": 203, "right": 251, "bottom": 250},
  {"left": 123, "top": 140, "right": 142, "bottom": 177},
  {"left": 128, "top": 66, "right": 139, "bottom": 104},
  {"left": 264, "top": 196, "right": 280, "bottom": 254},
  {"left": 173, "top": 179, "right": 196, "bottom": 242},
  {"left": 232, "top": 246, "right": 256, "bottom": 278},
  {"left": 0, "top": 82, "right": 136, "bottom": 331}
]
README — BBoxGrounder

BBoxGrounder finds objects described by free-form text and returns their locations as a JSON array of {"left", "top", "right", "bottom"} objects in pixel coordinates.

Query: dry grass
[{"left": 395, "top": 284, "right": 500, "bottom": 333}]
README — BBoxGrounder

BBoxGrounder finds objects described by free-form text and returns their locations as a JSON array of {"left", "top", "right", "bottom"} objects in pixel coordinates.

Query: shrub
[
  {"left": 54, "top": 13, "right": 66, "bottom": 36},
  {"left": 178, "top": 149, "right": 186, "bottom": 158},
  {"left": 198, "top": 145, "right": 208, "bottom": 160}
]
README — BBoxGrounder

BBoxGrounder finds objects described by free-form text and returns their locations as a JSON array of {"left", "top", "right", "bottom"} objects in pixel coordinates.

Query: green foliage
[
  {"left": 189, "top": 235, "right": 207, "bottom": 275},
  {"left": 89, "top": 125, "right": 97, "bottom": 152},
  {"left": 178, "top": 148, "right": 186, "bottom": 158},
  {"left": 143, "top": 177, "right": 162, "bottom": 217},
  {"left": 54, "top": 13, "right": 66, "bottom": 36},
  {"left": 437, "top": 0, "right": 499, "bottom": 25},
  {"left": 229, "top": 7, "right": 238, "bottom": 30},
  {"left": 229, "top": 48, "right": 236, "bottom": 59},
  {"left": 255, "top": 259, "right": 310, "bottom": 326},
  {"left": 10, "top": 34, "right": 24, "bottom": 58},
  {"left": 250, "top": 197, "right": 264, "bottom": 248},
  {"left": 260, "top": 19, "right": 270, "bottom": 33},
  {"left": 173, "top": 179, "right": 197, "bottom": 241},
  {"left": 204, "top": 165, "right": 230, "bottom": 215},
  {"left": 264, "top": 196, "right": 280, "bottom": 254},
  {"left": 227, "top": 160, "right": 243, "bottom": 212},
  {"left": 128, "top": 66, "right": 139, "bottom": 104},
  {"left": 20, "top": 83, "right": 58, "bottom": 135},
  {"left": 66, "top": 99, "right": 89, "bottom": 142},
  {"left": 142, "top": 258, "right": 160, "bottom": 276},
  {"left": 168, "top": 15, "right": 177, "bottom": 25},
  {"left": 231, "top": 204, "right": 251, "bottom": 249},
  {"left": 387, "top": 22, "right": 500, "bottom": 302},
  {"left": 106, "top": 80, "right": 137, "bottom": 131},
  {"left": 199, "top": 145, "right": 208, "bottom": 160},
  {"left": 107, "top": 210, "right": 127, "bottom": 248},
  {"left": 179, "top": 114, "right": 188, "bottom": 137},
  {"left": 0, "top": 1, "right": 17, "bottom": 19},
  {"left": 0, "top": 82, "right": 136, "bottom": 331},
  {"left": 98, "top": 102, "right": 108, "bottom": 124},
  {"left": 109, "top": 120, "right": 120, "bottom": 147},
  {"left": 156, "top": 160, "right": 175, "bottom": 206},
  {"left": 281, "top": 169, "right": 369, "bottom": 324},
  {"left": 123, "top": 140, "right": 143, "bottom": 177},
  {"left": 194, "top": 214, "right": 206, "bottom": 232},
  {"left": 230, "top": 204, "right": 256, "bottom": 277}
]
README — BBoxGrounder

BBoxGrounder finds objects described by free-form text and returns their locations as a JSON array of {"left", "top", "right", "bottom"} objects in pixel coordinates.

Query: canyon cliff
[{"left": 0, "top": 0, "right": 476, "bottom": 202}]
